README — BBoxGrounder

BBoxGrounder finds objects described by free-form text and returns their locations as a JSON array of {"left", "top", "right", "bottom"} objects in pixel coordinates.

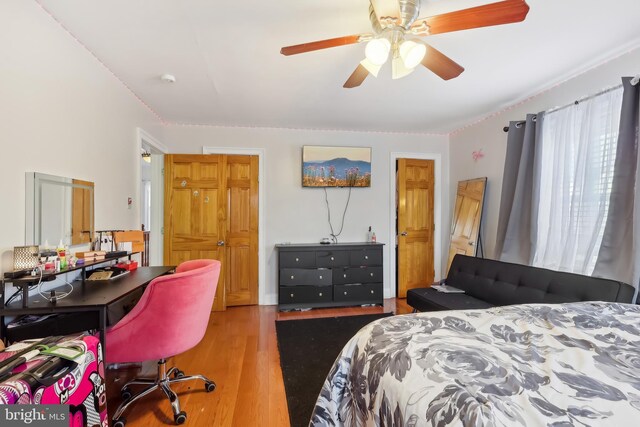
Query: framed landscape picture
[{"left": 302, "top": 146, "right": 371, "bottom": 187}]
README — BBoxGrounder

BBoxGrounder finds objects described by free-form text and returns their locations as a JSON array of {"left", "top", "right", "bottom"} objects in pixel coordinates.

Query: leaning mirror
[
  {"left": 25, "top": 172, "right": 95, "bottom": 247},
  {"left": 447, "top": 177, "right": 487, "bottom": 272}
]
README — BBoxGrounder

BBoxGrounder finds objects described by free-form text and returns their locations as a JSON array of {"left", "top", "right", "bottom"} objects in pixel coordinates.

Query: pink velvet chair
[{"left": 107, "top": 259, "right": 221, "bottom": 427}]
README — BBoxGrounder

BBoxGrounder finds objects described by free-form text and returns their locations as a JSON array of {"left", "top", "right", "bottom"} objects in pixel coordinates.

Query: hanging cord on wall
[{"left": 323, "top": 187, "right": 352, "bottom": 243}]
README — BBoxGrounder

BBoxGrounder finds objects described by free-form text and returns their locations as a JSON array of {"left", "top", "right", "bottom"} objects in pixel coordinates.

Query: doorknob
[
  {"left": 217, "top": 240, "right": 225, "bottom": 246},
  {"left": 401, "top": 231, "right": 408, "bottom": 236},
  {"left": 468, "top": 241, "right": 475, "bottom": 246}
]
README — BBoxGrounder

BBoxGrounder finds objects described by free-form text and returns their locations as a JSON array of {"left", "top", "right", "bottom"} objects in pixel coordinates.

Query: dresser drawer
[
  {"left": 280, "top": 252, "right": 316, "bottom": 268},
  {"left": 334, "top": 283, "right": 383, "bottom": 302},
  {"left": 350, "top": 249, "right": 382, "bottom": 266},
  {"left": 316, "top": 250, "right": 349, "bottom": 268},
  {"left": 279, "top": 286, "right": 332, "bottom": 305},
  {"left": 280, "top": 268, "right": 332, "bottom": 286},
  {"left": 333, "top": 267, "right": 383, "bottom": 285}
]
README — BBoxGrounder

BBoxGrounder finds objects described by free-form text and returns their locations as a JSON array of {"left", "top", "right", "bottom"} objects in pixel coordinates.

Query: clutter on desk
[
  {"left": 105, "top": 250, "right": 128, "bottom": 259},
  {"left": 12, "top": 245, "right": 39, "bottom": 271},
  {"left": 87, "top": 266, "right": 129, "bottom": 281},
  {"left": 75, "top": 250, "right": 107, "bottom": 262},
  {"left": 114, "top": 230, "right": 145, "bottom": 253},
  {"left": 87, "top": 271, "right": 114, "bottom": 281},
  {"left": 95, "top": 230, "right": 116, "bottom": 252},
  {"left": 115, "top": 260, "right": 138, "bottom": 271}
]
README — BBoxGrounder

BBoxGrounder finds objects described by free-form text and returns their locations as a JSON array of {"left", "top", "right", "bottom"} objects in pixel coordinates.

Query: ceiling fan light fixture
[
  {"left": 399, "top": 40, "right": 426, "bottom": 69},
  {"left": 391, "top": 56, "right": 415, "bottom": 80},
  {"left": 360, "top": 58, "right": 382, "bottom": 78},
  {"left": 365, "top": 38, "right": 391, "bottom": 66}
]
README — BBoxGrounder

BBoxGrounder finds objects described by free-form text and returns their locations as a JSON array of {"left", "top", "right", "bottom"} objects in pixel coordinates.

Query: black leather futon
[{"left": 407, "top": 254, "right": 635, "bottom": 312}]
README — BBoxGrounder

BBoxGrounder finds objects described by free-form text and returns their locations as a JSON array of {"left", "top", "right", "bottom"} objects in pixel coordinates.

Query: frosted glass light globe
[
  {"left": 399, "top": 40, "right": 427, "bottom": 69},
  {"left": 365, "top": 38, "right": 391, "bottom": 66}
]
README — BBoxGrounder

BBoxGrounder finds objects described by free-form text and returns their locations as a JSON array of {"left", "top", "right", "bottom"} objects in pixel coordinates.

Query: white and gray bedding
[{"left": 310, "top": 302, "right": 640, "bottom": 426}]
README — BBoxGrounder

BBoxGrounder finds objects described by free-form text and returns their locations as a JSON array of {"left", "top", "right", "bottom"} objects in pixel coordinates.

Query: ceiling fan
[{"left": 280, "top": 0, "right": 530, "bottom": 88}]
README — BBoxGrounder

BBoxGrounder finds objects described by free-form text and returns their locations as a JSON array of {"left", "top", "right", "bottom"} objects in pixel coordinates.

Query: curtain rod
[{"left": 503, "top": 75, "right": 640, "bottom": 133}]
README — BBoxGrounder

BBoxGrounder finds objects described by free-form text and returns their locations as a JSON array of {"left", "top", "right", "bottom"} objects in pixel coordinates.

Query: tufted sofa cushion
[{"left": 407, "top": 255, "right": 635, "bottom": 312}]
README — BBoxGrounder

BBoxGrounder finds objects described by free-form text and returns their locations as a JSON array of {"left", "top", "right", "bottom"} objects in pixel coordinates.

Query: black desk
[{"left": 0, "top": 266, "right": 174, "bottom": 359}]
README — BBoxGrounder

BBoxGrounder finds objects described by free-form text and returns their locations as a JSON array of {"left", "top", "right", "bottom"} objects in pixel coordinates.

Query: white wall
[
  {"left": 449, "top": 47, "right": 640, "bottom": 259},
  {"left": 161, "top": 125, "right": 449, "bottom": 304},
  {"left": 0, "top": 0, "right": 163, "bottom": 272}
]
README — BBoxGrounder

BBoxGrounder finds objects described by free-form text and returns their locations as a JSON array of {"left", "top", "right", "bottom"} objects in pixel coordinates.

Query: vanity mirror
[
  {"left": 447, "top": 177, "right": 486, "bottom": 271},
  {"left": 25, "top": 172, "right": 95, "bottom": 247}
]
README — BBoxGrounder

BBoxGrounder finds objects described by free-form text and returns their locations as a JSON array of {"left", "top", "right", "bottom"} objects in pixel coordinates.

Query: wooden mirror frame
[{"left": 447, "top": 177, "right": 487, "bottom": 272}]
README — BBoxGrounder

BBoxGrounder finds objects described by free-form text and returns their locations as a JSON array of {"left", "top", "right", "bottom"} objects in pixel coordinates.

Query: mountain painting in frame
[{"left": 302, "top": 146, "right": 371, "bottom": 187}]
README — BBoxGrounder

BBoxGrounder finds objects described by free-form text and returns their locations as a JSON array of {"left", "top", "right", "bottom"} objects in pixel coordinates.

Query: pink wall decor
[{"left": 472, "top": 149, "right": 485, "bottom": 162}]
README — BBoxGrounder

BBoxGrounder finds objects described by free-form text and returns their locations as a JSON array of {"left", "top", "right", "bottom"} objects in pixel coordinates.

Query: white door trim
[
  {"left": 137, "top": 128, "right": 168, "bottom": 154},
  {"left": 202, "top": 146, "right": 267, "bottom": 306},
  {"left": 136, "top": 128, "right": 167, "bottom": 266},
  {"left": 388, "top": 152, "right": 444, "bottom": 298}
]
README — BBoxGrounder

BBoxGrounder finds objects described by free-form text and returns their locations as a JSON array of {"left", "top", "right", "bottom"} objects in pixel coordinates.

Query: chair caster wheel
[
  {"left": 205, "top": 381, "right": 216, "bottom": 392},
  {"left": 173, "top": 369, "right": 185, "bottom": 378},
  {"left": 174, "top": 411, "right": 187, "bottom": 425},
  {"left": 113, "top": 417, "right": 126, "bottom": 427},
  {"left": 121, "top": 387, "right": 132, "bottom": 401}
]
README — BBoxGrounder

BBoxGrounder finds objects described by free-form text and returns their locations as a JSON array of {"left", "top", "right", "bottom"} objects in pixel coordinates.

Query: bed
[{"left": 310, "top": 302, "right": 640, "bottom": 426}]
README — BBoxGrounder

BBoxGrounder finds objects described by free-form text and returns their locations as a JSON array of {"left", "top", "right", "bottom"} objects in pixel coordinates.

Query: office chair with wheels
[{"left": 106, "top": 259, "right": 221, "bottom": 426}]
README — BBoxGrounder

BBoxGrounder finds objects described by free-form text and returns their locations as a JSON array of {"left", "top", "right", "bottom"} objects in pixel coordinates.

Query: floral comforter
[{"left": 310, "top": 302, "right": 640, "bottom": 426}]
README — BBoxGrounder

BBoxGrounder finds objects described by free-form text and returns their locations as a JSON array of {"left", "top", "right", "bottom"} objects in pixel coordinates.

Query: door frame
[
  {"left": 388, "top": 152, "right": 446, "bottom": 298},
  {"left": 136, "top": 128, "right": 168, "bottom": 266},
  {"left": 203, "top": 146, "right": 267, "bottom": 306}
]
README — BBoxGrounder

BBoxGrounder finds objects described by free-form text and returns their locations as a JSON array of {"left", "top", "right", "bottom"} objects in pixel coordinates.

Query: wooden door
[
  {"left": 397, "top": 159, "right": 435, "bottom": 298},
  {"left": 71, "top": 179, "right": 94, "bottom": 245},
  {"left": 164, "top": 154, "right": 227, "bottom": 311},
  {"left": 225, "top": 155, "right": 259, "bottom": 306},
  {"left": 447, "top": 178, "right": 487, "bottom": 272}
]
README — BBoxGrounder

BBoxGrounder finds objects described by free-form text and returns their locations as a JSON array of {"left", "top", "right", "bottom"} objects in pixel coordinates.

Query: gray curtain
[
  {"left": 593, "top": 77, "right": 640, "bottom": 296},
  {"left": 494, "top": 113, "right": 544, "bottom": 263}
]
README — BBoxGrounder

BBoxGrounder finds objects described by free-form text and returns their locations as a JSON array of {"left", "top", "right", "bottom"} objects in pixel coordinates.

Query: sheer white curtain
[{"left": 532, "top": 87, "right": 623, "bottom": 274}]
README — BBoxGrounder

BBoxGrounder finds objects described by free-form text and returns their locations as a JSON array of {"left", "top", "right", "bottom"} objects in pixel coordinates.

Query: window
[{"left": 532, "top": 86, "right": 623, "bottom": 275}]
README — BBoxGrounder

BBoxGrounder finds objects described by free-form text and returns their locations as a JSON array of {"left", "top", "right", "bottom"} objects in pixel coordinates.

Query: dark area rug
[{"left": 276, "top": 313, "right": 393, "bottom": 427}]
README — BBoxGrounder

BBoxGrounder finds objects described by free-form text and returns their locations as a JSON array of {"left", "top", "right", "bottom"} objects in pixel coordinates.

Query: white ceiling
[{"left": 37, "top": 0, "right": 640, "bottom": 133}]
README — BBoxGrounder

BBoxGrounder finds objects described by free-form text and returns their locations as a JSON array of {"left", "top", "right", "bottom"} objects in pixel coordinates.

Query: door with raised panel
[
  {"left": 447, "top": 178, "right": 486, "bottom": 272},
  {"left": 164, "top": 154, "right": 227, "bottom": 311},
  {"left": 225, "top": 155, "right": 259, "bottom": 306},
  {"left": 397, "top": 159, "right": 435, "bottom": 298}
]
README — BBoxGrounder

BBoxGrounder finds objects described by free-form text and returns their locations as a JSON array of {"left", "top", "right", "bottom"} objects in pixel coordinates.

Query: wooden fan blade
[
  {"left": 281, "top": 35, "right": 366, "bottom": 56},
  {"left": 344, "top": 64, "right": 369, "bottom": 88},
  {"left": 371, "top": 0, "right": 401, "bottom": 24},
  {"left": 420, "top": 43, "right": 464, "bottom": 80},
  {"left": 411, "top": 0, "right": 530, "bottom": 36}
]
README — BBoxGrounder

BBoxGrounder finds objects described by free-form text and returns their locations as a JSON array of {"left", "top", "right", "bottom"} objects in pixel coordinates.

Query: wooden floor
[{"left": 106, "top": 298, "right": 412, "bottom": 426}]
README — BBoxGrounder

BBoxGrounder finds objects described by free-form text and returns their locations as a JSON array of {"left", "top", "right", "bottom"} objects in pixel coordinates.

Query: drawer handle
[
  {"left": 295, "top": 257, "right": 299, "bottom": 262},
  {"left": 330, "top": 256, "right": 334, "bottom": 261},
  {"left": 365, "top": 255, "right": 369, "bottom": 260},
  {"left": 290, "top": 293, "right": 294, "bottom": 297},
  {"left": 291, "top": 275, "right": 294, "bottom": 279},
  {"left": 370, "top": 273, "right": 374, "bottom": 277},
  {"left": 371, "top": 290, "right": 375, "bottom": 294},
  {"left": 319, "top": 292, "right": 323, "bottom": 297},
  {"left": 319, "top": 275, "right": 323, "bottom": 279},
  {"left": 344, "top": 291, "right": 348, "bottom": 295}
]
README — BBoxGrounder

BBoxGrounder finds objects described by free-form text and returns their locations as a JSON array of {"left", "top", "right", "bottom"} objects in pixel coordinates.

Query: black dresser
[{"left": 275, "top": 242, "right": 385, "bottom": 310}]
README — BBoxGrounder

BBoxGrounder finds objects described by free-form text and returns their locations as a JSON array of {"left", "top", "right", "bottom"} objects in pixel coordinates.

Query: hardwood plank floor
[{"left": 107, "top": 298, "right": 412, "bottom": 426}]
